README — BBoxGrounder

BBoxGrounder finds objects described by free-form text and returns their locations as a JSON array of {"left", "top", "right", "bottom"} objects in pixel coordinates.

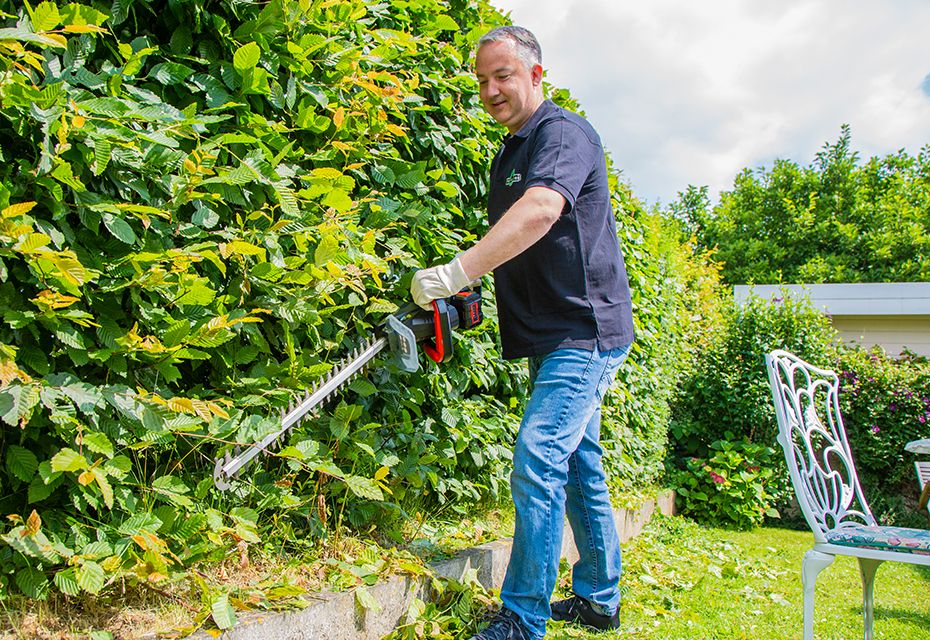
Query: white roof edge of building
[{"left": 733, "top": 282, "right": 930, "bottom": 316}]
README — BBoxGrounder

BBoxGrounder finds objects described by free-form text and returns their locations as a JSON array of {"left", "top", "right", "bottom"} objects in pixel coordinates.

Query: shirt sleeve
[{"left": 523, "top": 118, "right": 598, "bottom": 211}]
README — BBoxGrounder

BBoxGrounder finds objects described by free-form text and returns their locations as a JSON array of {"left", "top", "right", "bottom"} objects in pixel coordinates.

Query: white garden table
[{"left": 905, "top": 439, "right": 930, "bottom": 455}]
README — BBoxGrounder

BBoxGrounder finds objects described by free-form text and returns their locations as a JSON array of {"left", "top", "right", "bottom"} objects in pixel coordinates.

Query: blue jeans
[{"left": 501, "top": 345, "right": 630, "bottom": 639}]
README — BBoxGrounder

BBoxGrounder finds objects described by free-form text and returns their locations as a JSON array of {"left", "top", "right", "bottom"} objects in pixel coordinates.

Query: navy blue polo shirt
[{"left": 488, "top": 100, "right": 635, "bottom": 359}]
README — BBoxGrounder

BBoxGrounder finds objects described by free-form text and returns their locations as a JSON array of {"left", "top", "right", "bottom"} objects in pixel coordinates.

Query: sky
[{"left": 490, "top": 0, "right": 930, "bottom": 206}]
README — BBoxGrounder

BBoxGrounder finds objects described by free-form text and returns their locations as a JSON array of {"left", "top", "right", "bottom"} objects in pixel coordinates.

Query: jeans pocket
[{"left": 594, "top": 344, "right": 631, "bottom": 401}]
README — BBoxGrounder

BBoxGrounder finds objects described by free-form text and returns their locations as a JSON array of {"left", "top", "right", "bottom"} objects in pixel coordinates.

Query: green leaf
[
  {"left": 211, "top": 593, "right": 237, "bottom": 629},
  {"left": 59, "top": 3, "right": 109, "bottom": 27},
  {"left": 424, "top": 14, "right": 459, "bottom": 32},
  {"left": 76, "top": 560, "right": 106, "bottom": 594},
  {"left": 313, "top": 233, "right": 341, "bottom": 266},
  {"left": 344, "top": 475, "right": 383, "bottom": 501},
  {"left": 51, "top": 161, "right": 86, "bottom": 191},
  {"left": 0, "top": 27, "right": 67, "bottom": 49},
  {"left": 0, "top": 384, "right": 41, "bottom": 426},
  {"left": 118, "top": 513, "right": 162, "bottom": 536},
  {"left": 32, "top": 2, "right": 62, "bottom": 31},
  {"left": 50, "top": 448, "right": 88, "bottom": 473},
  {"left": 28, "top": 474, "right": 58, "bottom": 503},
  {"left": 152, "top": 474, "right": 190, "bottom": 494},
  {"left": 54, "top": 568, "right": 81, "bottom": 596},
  {"left": 91, "top": 469, "right": 114, "bottom": 509},
  {"left": 233, "top": 42, "right": 261, "bottom": 72},
  {"left": 355, "top": 586, "right": 383, "bottom": 613},
  {"left": 6, "top": 445, "right": 39, "bottom": 482},
  {"left": 92, "top": 138, "right": 112, "bottom": 176},
  {"left": 83, "top": 432, "right": 114, "bottom": 458},
  {"left": 102, "top": 213, "right": 137, "bottom": 245},
  {"left": 321, "top": 189, "right": 353, "bottom": 213},
  {"left": 16, "top": 566, "right": 50, "bottom": 600}
]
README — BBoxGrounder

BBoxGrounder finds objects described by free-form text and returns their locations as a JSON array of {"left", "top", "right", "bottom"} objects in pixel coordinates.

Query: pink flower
[
  {"left": 871, "top": 425, "right": 881, "bottom": 434},
  {"left": 709, "top": 471, "right": 726, "bottom": 485}
]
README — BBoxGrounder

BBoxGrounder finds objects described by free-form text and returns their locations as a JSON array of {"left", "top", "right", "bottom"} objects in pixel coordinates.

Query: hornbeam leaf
[
  {"left": 82, "top": 432, "right": 114, "bottom": 458},
  {"left": 102, "top": 213, "right": 137, "bottom": 245},
  {"left": 344, "top": 475, "right": 383, "bottom": 501},
  {"left": 273, "top": 181, "right": 299, "bottom": 216},
  {"left": 92, "top": 138, "right": 111, "bottom": 175},
  {"left": 14, "top": 233, "right": 52, "bottom": 254},
  {"left": 91, "top": 469, "right": 113, "bottom": 508},
  {"left": 1, "top": 202, "right": 37, "bottom": 218},
  {"left": 51, "top": 448, "right": 88, "bottom": 473},
  {"left": 54, "top": 568, "right": 81, "bottom": 596},
  {"left": 76, "top": 560, "right": 105, "bottom": 594},
  {"left": 32, "top": 2, "right": 61, "bottom": 31},
  {"left": 6, "top": 445, "right": 39, "bottom": 482},
  {"left": 0, "top": 28, "right": 67, "bottom": 49},
  {"left": 211, "top": 593, "right": 237, "bottom": 630},
  {"left": 59, "top": 3, "right": 109, "bottom": 27},
  {"left": 233, "top": 42, "right": 261, "bottom": 72},
  {"left": 15, "top": 566, "right": 49, "bottom": 600}
]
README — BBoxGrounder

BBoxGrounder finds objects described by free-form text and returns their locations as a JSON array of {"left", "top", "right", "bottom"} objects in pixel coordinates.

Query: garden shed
[{"left": 734, "top": 282, "right": 930, "bottom": 357}]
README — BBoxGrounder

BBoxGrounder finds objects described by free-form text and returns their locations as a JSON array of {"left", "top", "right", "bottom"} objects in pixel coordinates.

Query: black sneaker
[
  {"left": 550, "top": 594, "right": 620, "bottom": 631},
  {"left": 470, "top": 608, "right": 532, "bottom": 640}
]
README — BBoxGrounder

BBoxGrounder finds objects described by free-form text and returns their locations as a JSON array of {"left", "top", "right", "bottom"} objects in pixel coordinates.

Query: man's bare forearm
[{"left": 459, "top": 186, "right": 565, "bottom": 280}]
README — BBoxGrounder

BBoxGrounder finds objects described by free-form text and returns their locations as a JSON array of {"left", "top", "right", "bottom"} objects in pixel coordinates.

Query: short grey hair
[{"left": 478, "top": 26, "right": 542, "bottom": 70}]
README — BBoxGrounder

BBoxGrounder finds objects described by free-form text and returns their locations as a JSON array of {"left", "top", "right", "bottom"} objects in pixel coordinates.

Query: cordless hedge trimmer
[{"left": 212, "top": 289, "right": 483, "bottom": 490}]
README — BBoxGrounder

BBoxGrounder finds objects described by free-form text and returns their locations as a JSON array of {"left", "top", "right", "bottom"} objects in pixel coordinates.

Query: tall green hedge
[{"left": 0, "top": 0, "right": 702, "bottom": 603}]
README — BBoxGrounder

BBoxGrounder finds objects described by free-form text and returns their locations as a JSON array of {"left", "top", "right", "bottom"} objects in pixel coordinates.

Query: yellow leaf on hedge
[
  {"left": 311, "top": 167, "right": 344, "bottom": 179},
  {"left": 207, "top": 402, "right": 230, "bottom": 420},
  {"left": 62, "top": 24, "right": 106, "bottom": 33},
  {"left": 1, "top": 202, "right": 37, "bottom": 218},
  {"left": 44, "top": 33, "right": 67, "bottom": 48},
  {"left": 333, "top": 107, "right": 345, "bottom": 129},
  {"left": 78, "top": 470, "right": 95, "bottom": 486},
  {"left": 385, "top": 124, "right": 406, "bottom": 138},
  {"left": 190, "top": 399, "right": 212, "bottom": 422},
  {"left": 222, "top": 241, "right": 265, "bottom": 259},
  {"left": 45, "top": 251, "right": 91, "bottom": 285},
  {"left": 25, "top": 510, "right": 41, "bottom": 535},
  {"left": 32, "top": 289, "right": 80, "bottom": 310},
  {"left": 167, "top": 397, "right": 195, "bottom": 414}
]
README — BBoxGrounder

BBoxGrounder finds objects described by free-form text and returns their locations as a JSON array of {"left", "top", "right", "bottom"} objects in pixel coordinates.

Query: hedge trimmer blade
[
  {"left": 212, "top": 336, "right": 387, "bottom": 490},
  {"left": 211, "top": 289, "right": 483, "bottom": 491}
]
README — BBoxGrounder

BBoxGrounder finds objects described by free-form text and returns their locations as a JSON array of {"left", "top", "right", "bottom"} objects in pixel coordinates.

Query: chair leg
[
  {"left": 802, "top": 550, "right": 835, "bottom": 640},
  {"left": 919, "top": 482, "right": 930, "bottom": 513},
  {"left": 858, "top": 558, "right": 883, "bottom": 640}
]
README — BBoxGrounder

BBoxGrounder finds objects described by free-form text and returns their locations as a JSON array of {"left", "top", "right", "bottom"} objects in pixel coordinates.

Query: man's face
[{"left": 475, "top": 39, "right": 542, "bottom": 134}]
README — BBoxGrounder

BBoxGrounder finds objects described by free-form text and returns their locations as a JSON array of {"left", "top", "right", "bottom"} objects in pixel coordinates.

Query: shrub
[
  {"left": 674, "top": 439, "right": 779, "bottom": 530},
  {"left": 833, "top": 347, "right": 930, "bottom": 525},
  {"left": 668, "top": 290, "right": 840, "bottom": 524},
  {"left": 0, "top": 0, "right": 693, "bottom": 603}
]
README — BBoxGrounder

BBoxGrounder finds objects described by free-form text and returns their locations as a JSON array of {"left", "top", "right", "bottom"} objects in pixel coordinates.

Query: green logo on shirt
[{"left": 505, "top": 169, "right": 522, "bottom": 187}]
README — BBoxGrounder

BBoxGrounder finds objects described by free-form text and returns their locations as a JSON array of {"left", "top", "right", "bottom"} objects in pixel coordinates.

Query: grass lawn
[{"left": 549, "top": 515, "right": 930, "bottom": 640}]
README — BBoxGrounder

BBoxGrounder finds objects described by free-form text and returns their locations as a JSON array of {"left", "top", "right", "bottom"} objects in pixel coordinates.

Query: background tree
[{"left": 682, "top": 126, "right": 930, "bottom": 285}]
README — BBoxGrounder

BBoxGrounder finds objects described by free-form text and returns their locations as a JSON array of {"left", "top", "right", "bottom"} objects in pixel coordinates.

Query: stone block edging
[{"left": 184, "top": 491, "right": 675, "bottom": 639}]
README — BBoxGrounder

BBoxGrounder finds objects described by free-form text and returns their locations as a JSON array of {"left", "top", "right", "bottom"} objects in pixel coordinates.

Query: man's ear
[{"left": 531, "top": 63, "right": 543, "bottom": 86}]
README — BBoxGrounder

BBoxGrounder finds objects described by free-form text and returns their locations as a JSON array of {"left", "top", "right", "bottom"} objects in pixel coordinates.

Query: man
[{"left": 410, "top": 26, "right": 635, "bottom": 640}]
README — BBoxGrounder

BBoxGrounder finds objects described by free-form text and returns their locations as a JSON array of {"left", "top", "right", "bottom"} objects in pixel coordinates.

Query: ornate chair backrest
[{"left": 765, "top": 350, "right": 876, "bottom": 543}]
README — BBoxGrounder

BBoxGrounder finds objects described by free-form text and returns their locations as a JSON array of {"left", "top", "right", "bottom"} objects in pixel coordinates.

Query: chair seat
[{"left": 825, "top": 524, "right": 930, "bottom": 556}]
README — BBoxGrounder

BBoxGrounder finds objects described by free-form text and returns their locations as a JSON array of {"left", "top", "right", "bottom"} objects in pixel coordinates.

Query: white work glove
[{"left": 411, "top": 256, "right": 471, "bottom": 309}]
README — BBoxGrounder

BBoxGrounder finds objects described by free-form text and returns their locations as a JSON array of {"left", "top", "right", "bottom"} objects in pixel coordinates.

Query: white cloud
[{"left": 491, "top": 0, "right": 930, "bottom": 204}]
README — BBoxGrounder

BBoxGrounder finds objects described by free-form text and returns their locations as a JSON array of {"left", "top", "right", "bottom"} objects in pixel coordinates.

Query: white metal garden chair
[
  {"left": 765, "top": 349, "right": 930, "bottom": 640},
  {"left": 905, "top": 439, "right": 930, "bottom": 517}
]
